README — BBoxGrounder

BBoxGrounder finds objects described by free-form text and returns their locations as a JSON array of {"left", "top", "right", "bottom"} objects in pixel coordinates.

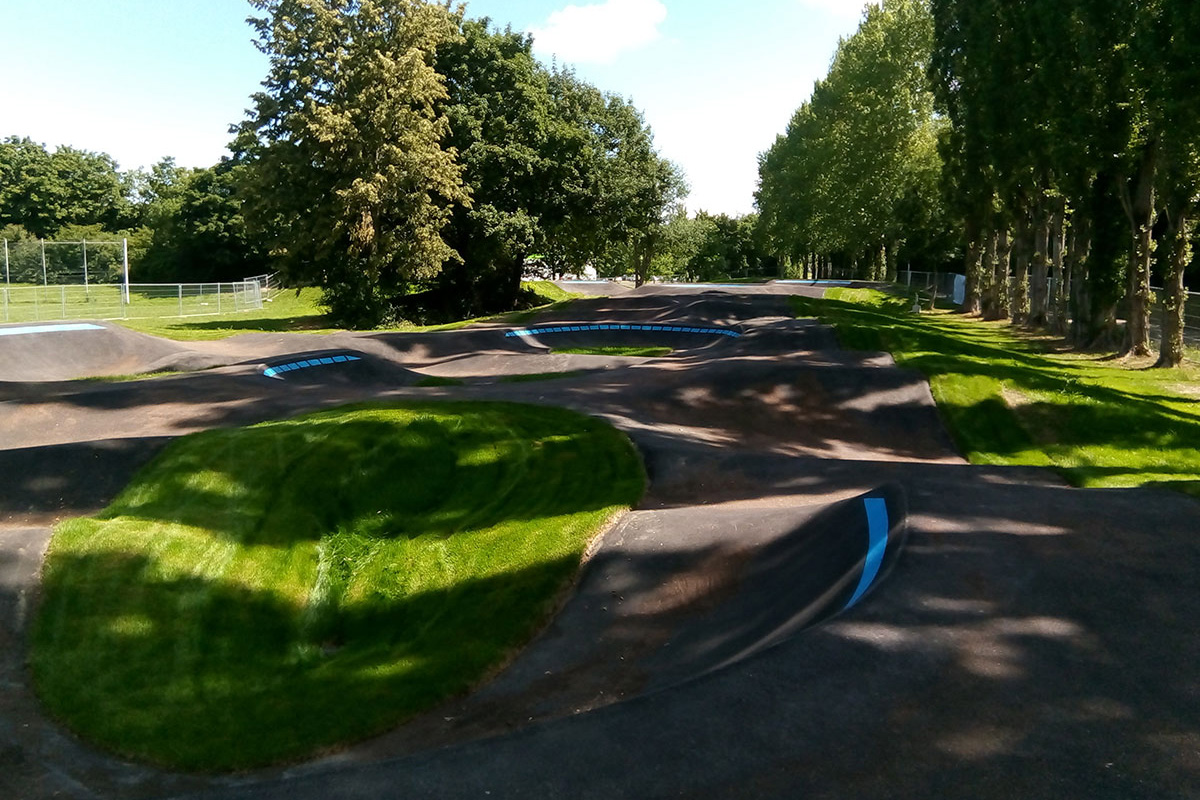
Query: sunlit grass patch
[
  {"left": 552, "top": 346, "right": 672, "bottom": 358},
  {"left": 32, "top": 401, "right": 644, "bottom": 770},
  {"left": 793, "top": 289, "right": 1200, "bottom": 494}
]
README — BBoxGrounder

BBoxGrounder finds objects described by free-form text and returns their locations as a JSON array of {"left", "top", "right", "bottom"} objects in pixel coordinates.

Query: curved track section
[{"left": 1, "top": 282, "right": 1198, "bottom": 800}]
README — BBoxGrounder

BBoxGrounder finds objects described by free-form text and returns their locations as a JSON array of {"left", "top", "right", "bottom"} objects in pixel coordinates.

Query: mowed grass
[
  {"left": 114, "top": 282, "right": 581, "bottom": 341},
  {"left": 32, "top": 401, "right": 644, "bottom": 771},
  {"left": 552, "top": 346, "right": 673, "bottom": 358},
  {"left": 117, "top": 287, "right": 334, "bottom": 340},
  {"left": 792, "top": 289, "right": 1200, "bottom": 495}
]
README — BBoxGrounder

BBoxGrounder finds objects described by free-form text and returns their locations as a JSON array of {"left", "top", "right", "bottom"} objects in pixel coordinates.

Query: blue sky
[{"left": 1, "top": 0, "right": 870, "bottom": 216}]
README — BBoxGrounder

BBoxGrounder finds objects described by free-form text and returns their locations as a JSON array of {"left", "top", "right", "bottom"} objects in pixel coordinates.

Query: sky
[{"left": 1, "top": 0, "right": 872, "bottom": 216}]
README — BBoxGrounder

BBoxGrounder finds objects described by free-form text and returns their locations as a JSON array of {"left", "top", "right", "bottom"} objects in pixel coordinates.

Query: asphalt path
[{"left": 1, "top": 283, "right": 1197, "bottom": 799}]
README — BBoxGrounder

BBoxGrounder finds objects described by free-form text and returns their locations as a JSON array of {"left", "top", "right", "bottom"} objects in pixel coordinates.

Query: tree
[
  {"left": 0, "top": 137, "right": 129, "bottom": 238},
  {"left": 137, "top": 162, "right": 269, "bottom": 282},
  {"left": 757, "top": 0, "right": 948, "bottom": 283},
  {"left": 233, "top": 0, "right": 470, "bottom": 327}
]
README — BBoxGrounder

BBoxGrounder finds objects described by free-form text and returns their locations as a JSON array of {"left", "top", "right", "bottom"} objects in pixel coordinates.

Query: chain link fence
[{"left": 1, "top": 280, "right": 264, "bottom": 324}]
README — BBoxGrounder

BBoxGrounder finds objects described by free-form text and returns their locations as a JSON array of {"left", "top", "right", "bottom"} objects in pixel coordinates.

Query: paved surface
[{"left": 1, "top": 283, "right": 1198, "bottom": 799}]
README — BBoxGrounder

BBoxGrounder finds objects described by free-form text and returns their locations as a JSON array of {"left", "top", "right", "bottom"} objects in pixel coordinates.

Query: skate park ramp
[
  {"left": 0, "top": 321, "right": 232, "bottom": 382},
  {"left": 367, "top": 485, "right": 912, "bottom": 756},
  {"left": 260, "top": 349, "right": 419, "bottom": 387},
  {"left": 644, "top": 484, "right": 908, "bottom": 687}
]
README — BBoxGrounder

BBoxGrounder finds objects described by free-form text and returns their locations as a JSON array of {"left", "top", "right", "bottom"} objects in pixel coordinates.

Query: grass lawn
[
  {"left": 552, "top": 346, "right": 673, "bottom": 358},
  {"left": 114, "top": 282, "right": 581, "bottom": 341},
  {"left": 792, "top": 288, "right": 1200, "bottom": 495},
  {"left": 116, "top": 288, "right": 335, "bottom": 340},
  {"left": 32, "top": 401, "right": 644, "bottom": 771}
]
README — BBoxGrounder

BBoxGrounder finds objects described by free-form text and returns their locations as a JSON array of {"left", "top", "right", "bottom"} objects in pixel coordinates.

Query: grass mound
[
  {"left": 32, "top": 402, "right": 644, "bottom": 770},
  {"left": 552, "top": 346, "right": 673, "bottom": 358},
  {"left": 793, "top": 289, "right": 1200, "bottom": 494}
]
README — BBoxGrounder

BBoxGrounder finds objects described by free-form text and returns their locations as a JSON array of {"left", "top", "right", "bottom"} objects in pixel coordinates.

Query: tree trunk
[
  {"left": 1156, "top": 211, "right": 1192, "bottom": 368},
  {"left": 963, "top": 217, "right": 983, "bottom": 315},
  {"left": 993, "top": 228, "right": 1013, "bottom": 320},
  {"left": 1121, "top": 143, "right": 1157, "bottom": 357},
  {"left": 1029, "top": 201, "right": 1052, "bottom": 328},
  {"left": 1011, "top": 215, "right": 1031, "bottom": 325},
  {"left": 980, "top": 228, "right": 999, "bottom": 318},
  {"left": 963, "top": 239, "right": 983, "bottom": 315},
  {"left": 1049, "top": 202, "right": 1068, "bottom": 334}
]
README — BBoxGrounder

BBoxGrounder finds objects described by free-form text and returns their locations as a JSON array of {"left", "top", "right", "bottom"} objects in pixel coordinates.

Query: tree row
[{"left": 757, "top": 0, "right": 1200, "bottom": 366}]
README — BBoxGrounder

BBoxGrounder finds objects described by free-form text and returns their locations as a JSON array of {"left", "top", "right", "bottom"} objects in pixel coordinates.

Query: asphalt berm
[{"left": 1, "top": 282, "right": 1197, "bottom": 799}]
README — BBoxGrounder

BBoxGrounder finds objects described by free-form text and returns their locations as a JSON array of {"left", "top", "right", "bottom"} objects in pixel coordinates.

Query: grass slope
[
  {"left": 32, "top": 402, "right": 644, "bottom": 770},
  {"left": 792, "top": 289, "right": 1200, "bottom": 495}
]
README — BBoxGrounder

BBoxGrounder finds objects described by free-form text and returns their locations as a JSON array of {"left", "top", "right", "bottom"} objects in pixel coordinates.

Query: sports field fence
[{"left": 0, "top": 280, "right": 266, "bottom": 324}]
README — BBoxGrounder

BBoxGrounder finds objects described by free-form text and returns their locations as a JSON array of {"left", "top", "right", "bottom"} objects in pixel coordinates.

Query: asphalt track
[{"left": 1, "top": 282, "right": 1198, "bottom": 799}]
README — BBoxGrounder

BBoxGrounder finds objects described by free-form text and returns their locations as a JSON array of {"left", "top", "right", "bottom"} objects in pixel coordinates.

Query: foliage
[
  {"left": 32, "top": 402, "right": 644, "bottom": 769},
  {"left": 233, "top": 0, "right": 471, "bottom": 328},
  {"left": 0, "top": 137, "right": 130, "bottom": 237},
  {"left": 929, "top": 0, "right": 1200, "bottom": 363},
  {"left": 757, "top": 0, "right": 949, "bottom": 280},
  {"left": 136, "top": 161, "right": 268, "bottom": 283}
]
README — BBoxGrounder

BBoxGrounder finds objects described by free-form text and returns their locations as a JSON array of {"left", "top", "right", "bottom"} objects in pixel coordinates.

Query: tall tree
[
  {"left": 233, "top": 0, "right": 470, "bottom": 327},
  {"left": 757, "top": 0, "right": 948, "bottom": 282}
]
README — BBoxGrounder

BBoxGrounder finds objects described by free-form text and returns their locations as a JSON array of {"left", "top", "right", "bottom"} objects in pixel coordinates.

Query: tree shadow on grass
[
  {"left": 31, "top": 547, "right": 581, "bottom": 772},
  {"left": 150, "top": 315, "right": 333, "bottom": 334}
]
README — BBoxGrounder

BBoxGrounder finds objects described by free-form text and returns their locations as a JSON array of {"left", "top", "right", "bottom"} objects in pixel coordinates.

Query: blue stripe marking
[
  {"left": 263, "top": 354, "right": 361, "bottom": 379},
  {"left": 845, "top": 498, "right": 890, "bottom": 610},
  {"left": 0, "top": 322, "right": 105, "bottom": 337}
]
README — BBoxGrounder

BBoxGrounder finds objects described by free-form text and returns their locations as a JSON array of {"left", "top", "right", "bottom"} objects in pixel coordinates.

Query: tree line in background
[
  {"left": 1, "top": 0, "right": 773, "bottom": 327},
  {"left": 0, "top": 138, "right": 268, "bottom": 284},
  {"left": 757, "top": 0, "right": 951, "bottom": 288},
  {"left": 758, "top": 0, "right": 1200, "bottom": 367}
]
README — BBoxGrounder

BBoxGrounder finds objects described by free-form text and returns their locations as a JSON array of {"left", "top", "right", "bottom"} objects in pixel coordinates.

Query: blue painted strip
[
  {"left": 845, "top": 498, "right": 890, "bottom": 610},
  {"left": 0, "top": 322, "right": 105, "bottom": 337},
  {"left": 263, "top": 354, "right": 361, "bottom": 379}
]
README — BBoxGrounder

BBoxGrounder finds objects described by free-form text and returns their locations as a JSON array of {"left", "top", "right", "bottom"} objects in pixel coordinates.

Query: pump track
[{"left": 1, "top": 282, "right": 1197, "bottom": 799}]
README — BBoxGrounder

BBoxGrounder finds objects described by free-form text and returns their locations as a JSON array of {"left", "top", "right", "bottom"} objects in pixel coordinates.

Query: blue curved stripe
[
  {"left": 505, "top": 323, "right": 740, "bottom": 339},
  {"left": 845, "top": 497, "right": 890, "bottom": 610},
  {"left": 263, "top": 354, "right": 360, "bottom": 378}
]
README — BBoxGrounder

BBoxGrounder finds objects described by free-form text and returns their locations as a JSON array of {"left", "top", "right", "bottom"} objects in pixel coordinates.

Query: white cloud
[{"left": 530, "top": 0, "right": 668, "bottom": 65}]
